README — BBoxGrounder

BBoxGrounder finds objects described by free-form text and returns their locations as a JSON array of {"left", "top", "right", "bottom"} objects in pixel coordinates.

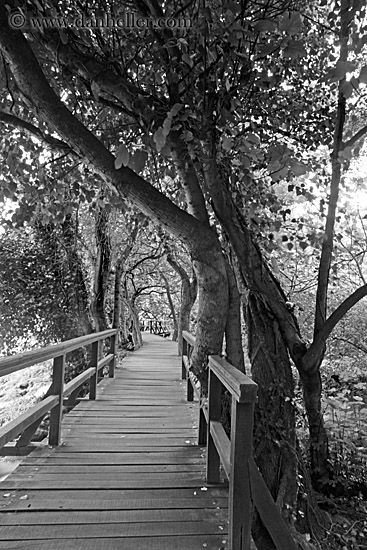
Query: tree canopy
[{"left": 1, "top": 1, "right": 367, "bottom": 548}]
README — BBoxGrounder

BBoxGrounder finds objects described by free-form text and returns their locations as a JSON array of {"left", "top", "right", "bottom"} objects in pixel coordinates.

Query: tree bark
[
  {"left": 166, "top": 254, "right": 197, "bottom": 355},
  {"left": 247, "top": 292, "right": 297, "bottom": 550},
  {"left": 162, "top": 274, "right": 178, "bottom": 341},
  {"left": 91, "top": 204, "right": 111, "bottom": 332},
  {"left": 224, "top": 256, "right": 245, "bottom": 372}
]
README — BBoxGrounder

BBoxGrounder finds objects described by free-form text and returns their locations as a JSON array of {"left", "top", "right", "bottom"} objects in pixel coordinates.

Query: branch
[
  {"left": 332, "top": 336, "right": 367, "bottom": 355},
  {"left": 0, "top": 8, "right": 210, "bottom": 252},
  {"left": 343, "top": 123, "right": 367, "bottom": 150},
  {"left": 304, "top": 283, "right": 367, "bottom": 370},
  {"left": 166, "top": 253, "right": 190, "bottom": 282},
  {"left": 313, "top": 0, "right": 349, "bottom": 337},
  {"left": 0, "top": 110, "right": 71, "bottom": 152}
]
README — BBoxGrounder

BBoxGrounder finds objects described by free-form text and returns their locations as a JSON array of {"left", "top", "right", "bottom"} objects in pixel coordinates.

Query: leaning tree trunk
[
  {"left": 224, "top": 256, "right": 245, "bottom": 372},
  {"left": 162, "top": 273, "right": 178, "bottom": 341},
  {"left": 298, "top": 352, "right": 330, "bottom": 491},
  {"left": 246, "top": 292, "right": 298, "bottom": 550},
  {"left": 91, "top": 205, "right": 111, "bottom": 332},
  {"left": 166, "top": 254, "right": 197, "bottom": 354}
]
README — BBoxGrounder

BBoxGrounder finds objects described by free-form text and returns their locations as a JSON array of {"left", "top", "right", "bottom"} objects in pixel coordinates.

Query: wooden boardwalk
[{"left": 0, "top": 333, "right": 229, "bottom": 549}]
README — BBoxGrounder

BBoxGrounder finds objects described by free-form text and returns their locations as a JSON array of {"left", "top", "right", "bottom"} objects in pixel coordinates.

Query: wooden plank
[
  {"left": 52, "top": 443, "right": 199, "bottom": 451},
  {"left": 63, "top": 367, "right": 94, "bottom": 397},
  {"left": 0, "top": 497, "right": 228, "bottom": 512},
  {"left": 182, "top": 331, "right": 195, "bottom": 348},
  {"left": 210, "top": 421, "right": 231, "bottom": 479},
  {"left": 13, "top": 464, "right": 205, "bottom": 474},
  {"left": 228, "top": 398, "right": 253, "bottom": 549},
  {"left": 249, "top": 457, "right": 297, "bottom": 550},
  {"left": 62, "top": 434, "right": 198, "bottom": 441},
  {"left": 206, "top": 370, "right": 222, "bottom": 484},
  {"left": 8, "top": 472, "right": 207, "bottom": 483},
  {"left": 0, "top": 330, "right": 117, "bottom": 378},
  {"left": 24, "top": 451, "right": 206, "bottom": 463},
  {"left": 0, "top": 507, "right": 228, "bottom": 525},
  {"left": 0, "top": 396, "right": 59, "bottom": 449},
  {"left": 0, "top": 535, "right": 229, "bottom": 549},
  {"left": 209, "top": 355, "right": 257, "bottom": 403},
  {"left": 0, "top": 488, "right": 227, "bottom": 505},
  {"left": 0, "top": 521, "right": 227, "bottom": 539},
  {"left": 1, "top": 477, "right": 212, "bottom": 490},
  {"left": 49, "top": 355, "right": 65, "bottom": 446}
]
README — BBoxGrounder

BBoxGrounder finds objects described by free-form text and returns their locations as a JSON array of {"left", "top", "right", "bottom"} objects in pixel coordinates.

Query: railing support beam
[
  {"left": 206, "top": 369, "right": 222, "bottom": 484},
  {"left": 90, "top": 340, "right": 100, "bottom": 400},
  {"left": 49, "top": 354, "right": 66, "bottom": 446},
  {"left": 229, "top": 397, "right": 254, "bottom": 550}
]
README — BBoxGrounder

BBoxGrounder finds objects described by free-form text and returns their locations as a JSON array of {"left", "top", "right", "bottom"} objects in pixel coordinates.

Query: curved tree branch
[
  {"left": 303, "top": 283, "right": 367, "bottom": 370},
  {"left": 0, "top": 110, "right": 71, "bottom": 151}
]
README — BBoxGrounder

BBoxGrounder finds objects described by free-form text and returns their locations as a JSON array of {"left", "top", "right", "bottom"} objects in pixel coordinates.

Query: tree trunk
[
  {"left": 246, "top": 292, "right": 298, "bottom": 550},
  {"left": 299, "top": 355, "right": 330, "bottom": 491},
  {"left": 113, "top": 259, "right": 123, "bottom": 330},
  {"left": 162, "top": 273, "right": 178, "bottom": 341},
  {"left": 166, "top": 254, "right": 197, "bottom": 355},
  {"left": 91, "top": 205, "right": 111, "bottom": 332},
  {"left": 224, "top": 256, "right": 245, "bottom": 372}
]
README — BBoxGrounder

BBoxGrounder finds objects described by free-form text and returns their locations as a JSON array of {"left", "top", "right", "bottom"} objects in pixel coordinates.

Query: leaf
[
  {"left": 290, "top": 160, "right": 309, "bottom": 176},
  {"left": 59, "top": 30, "right": 68, "bottom": 45},
  {"left": 182, "top": 53, "right": 193, "bottom": 68},
  {"left": 283, "top": 40, "right": 307, "bottom": 59},
  {"left": 324, "top": 61, "right": 357, "bottom": 83},
  {"left": 169, "top": 103, "right": 183, "bottom": 117},
  {"left": 222, "top": 136, "right": 234, "bottom": 151},
  {"left": 279, "top": 12, "right": 303, "bottom": 35},
  {"left": 254, "top": 19, "right": 277, "bottom": 33},
  {"left": 153, "top": 127, "right": 166, "bottom": 152},
  {"left": 340, "top": 81, "right": 354, "bottom": 99},
  {"left": 129, "top": 150, "right": 148, "bottom": 174},
  {"left": 114, "top": 143, "right": 129, "bottom": 169},
  {"left": 91, "top": 81, "right": 101, "bottom": 101}
]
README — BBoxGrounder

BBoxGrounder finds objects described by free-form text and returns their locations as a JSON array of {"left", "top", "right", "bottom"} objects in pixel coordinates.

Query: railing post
[
  {"left": 49, "top": 354, "right": 65, "bottom": 446},
  {"left": 109, "top": 333, "right": 117, "bottom": 378},
  {"left": 229, "top": 397, "right": 254, "bottom": 550},
  {"left": 206, "top": 369, "right": 222, "bottom": 484},
  {"left": 198, "top": 405, "right": 207, "bottom": 446},
  {"left": 181, "top": 337, "right": 187, "bottom": 380},
  {"left": 90, "top": 340, "right": 100, "bottom": 400}
]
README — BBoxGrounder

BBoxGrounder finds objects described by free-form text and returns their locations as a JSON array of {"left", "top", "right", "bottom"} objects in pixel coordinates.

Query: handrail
[
  {"left": 181, "top": 331, "right": 297, "bottom": 550},
  {"left": 0, "top": 329, "right": 118, "bottom": 454},
  {"left": 0, "top": 329, "right": 117, "bottom": 377}
]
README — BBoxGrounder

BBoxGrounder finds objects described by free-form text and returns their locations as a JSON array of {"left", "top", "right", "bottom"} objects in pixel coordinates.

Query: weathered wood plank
[
  {"left": 1, "top": 476, "right": 215, "bottom": 490},
  {"left": 0, "top": 507, "right": 228, "bottom": 525},
  {"left": 0, "top": 488, "right": 227, "bottom": 506},
  {"left": 12, "top": 464, "right": 205, "bottom": 474},
  {"left": 0, "top": 535, "right": 228, "bottom": 550},
  {"left": 0, "top": 521, "right": 227, "bottom": 539},
  {"left": 19, "top": 452, "right": 205, "bottom": 464},
  {"left": 0, "top": 497, "right": 228, "bottom": 512}
]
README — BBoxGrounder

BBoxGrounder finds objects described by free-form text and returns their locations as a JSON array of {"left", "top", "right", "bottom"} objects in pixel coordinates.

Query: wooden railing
[
  {"left": 141, "top": 319, "right": 171, "bottom": 337},
  {"left": 0, "top": 329, "right": 117, "bottom": 455},
  {"left": 182, "top": 331, "right": 297, "bottom": 550}
]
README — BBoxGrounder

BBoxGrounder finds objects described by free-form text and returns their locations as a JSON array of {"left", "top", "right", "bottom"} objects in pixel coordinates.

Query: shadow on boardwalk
[{"left": 0, "top": 333, "right": 229, "bottom": 550}]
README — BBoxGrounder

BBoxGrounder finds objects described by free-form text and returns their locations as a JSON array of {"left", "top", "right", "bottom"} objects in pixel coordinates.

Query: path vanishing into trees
[{"left": 0, "top": 334, "right": 230, "bottom": 550}]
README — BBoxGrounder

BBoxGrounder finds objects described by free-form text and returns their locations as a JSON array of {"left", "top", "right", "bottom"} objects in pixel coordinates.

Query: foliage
[{"left": 2, "top": 0, "right": 367, "bottom": 546}]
